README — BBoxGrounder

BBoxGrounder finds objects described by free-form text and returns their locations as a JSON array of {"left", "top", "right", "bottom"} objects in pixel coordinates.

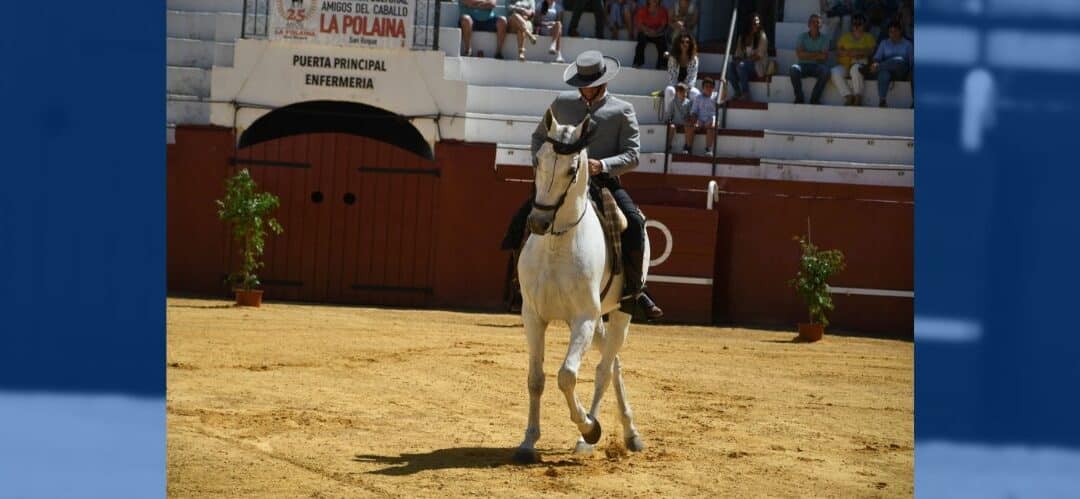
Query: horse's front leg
[
  {"left": 513, "top": 307, "right": 547, "bottom": 464},
  {"left": 559, "top": 316, "right": 601, "bottom": 446}
]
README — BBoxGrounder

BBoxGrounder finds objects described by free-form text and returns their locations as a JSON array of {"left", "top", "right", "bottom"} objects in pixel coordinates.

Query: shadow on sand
[{"left": 353, "top": 447, "right": 583, "bottom": 475}]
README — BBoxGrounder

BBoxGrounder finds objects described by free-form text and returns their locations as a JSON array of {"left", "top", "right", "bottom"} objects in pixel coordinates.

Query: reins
[{"left": 533, "top": 124, "right": 596, "bottom": 236}]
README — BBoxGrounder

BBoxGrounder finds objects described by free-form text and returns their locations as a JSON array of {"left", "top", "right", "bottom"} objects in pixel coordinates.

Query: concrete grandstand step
[
  {"left": 167, "top": 95, "right": 211, "bottom": 125},
  {"left": 167, "top": 66, "right": 212, "bottom": 97},
  {"left": 168, "top": 37, "right": 214, "bottom": 69},
  {"left": 665, "top": 156, "right": 912, "bottom": 187},
  {"left": 446, "top": 56, "right": 670, "bottom": 95},
  {"left": 466, "top": 86, "right": 666, "bottom": 124},
  {"left": 767, "top": 76, "right": 912, "bottom": 108},
  {"left": 495, "top": 143, "right": 667, "bottom": 174},
  {"left": 168, "top": 38, "right": 234, "bottom": 69},
  {"left": 167, "top": 10, "right": 217, "bottom": 40},
  {"left": 722, "top": 103, "right": 911, "bottom": 137},
  {"left": 764, "top": 129, "right": 914, "bottom": 164},
  {"left": 167, "top": 0, "right": 244, "bottom": 13}
]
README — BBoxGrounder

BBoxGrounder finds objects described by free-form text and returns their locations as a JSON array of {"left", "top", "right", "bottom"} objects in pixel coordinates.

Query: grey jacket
[{"left": 530, "top": 91, "right": 641, "bottom": 177}]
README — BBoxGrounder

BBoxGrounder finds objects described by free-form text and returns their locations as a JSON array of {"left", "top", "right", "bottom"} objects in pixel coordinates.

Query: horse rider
[{"left": 500, "top": 50, "right": 664, "bottom": 320}]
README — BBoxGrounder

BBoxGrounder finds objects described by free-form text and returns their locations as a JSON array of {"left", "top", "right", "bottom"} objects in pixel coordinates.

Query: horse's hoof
[
  {"left": 512, "top": 448, "right": 540, "bottom": 464},
  {"left": 625, "top": 435, "right": 646, "bottom": 452},
  {"left": 574, "top": 441, "right": 595, "bottom": 455},
  {"left": 582, "top": 417, "right": 602, "bottom": 445}
]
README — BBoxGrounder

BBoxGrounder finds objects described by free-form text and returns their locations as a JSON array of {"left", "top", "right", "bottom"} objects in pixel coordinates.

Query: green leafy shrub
[
  {"left": 216, "top": 169, "right": 284, "bottom": 291},
  {"left": 789, "top": 236, "right": 846, "bottom": 326}
]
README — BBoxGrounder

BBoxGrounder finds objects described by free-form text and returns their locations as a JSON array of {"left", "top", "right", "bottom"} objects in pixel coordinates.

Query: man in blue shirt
[
  {"left": 868, "top": 20, "right": 913, "bottom": 107},
  {"left": 459, "top": 0, "right": 508, "bottom": 58},
  {"left": 790, "top": 14, "right": 832, "bottom": 105}
]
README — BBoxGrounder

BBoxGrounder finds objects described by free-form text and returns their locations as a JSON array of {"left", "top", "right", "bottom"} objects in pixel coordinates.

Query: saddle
[{"left": 590, "top": 187, "right": 628, "bottom": 276}]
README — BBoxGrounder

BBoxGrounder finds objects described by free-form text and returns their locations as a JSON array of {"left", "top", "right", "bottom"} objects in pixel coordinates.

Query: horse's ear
[
  {"left": 576, "top": 114, "right": 598, "bottom": 143},
  {"left": 544, "top": 109, "right": 559, "bottom": 133}
]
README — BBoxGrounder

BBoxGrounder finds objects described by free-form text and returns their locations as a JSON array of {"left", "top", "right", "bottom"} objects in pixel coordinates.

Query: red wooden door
[{"left": 232, "top": 133, "right": 438, "bottom": 306}]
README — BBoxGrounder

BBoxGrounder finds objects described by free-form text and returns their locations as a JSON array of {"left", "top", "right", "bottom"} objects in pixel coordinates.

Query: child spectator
[
  {"left": 684, "top": 77, "right": 717, "bottom": 155},
  {"left": 666, "top": 83, "right": 692, "bottom": 151}
]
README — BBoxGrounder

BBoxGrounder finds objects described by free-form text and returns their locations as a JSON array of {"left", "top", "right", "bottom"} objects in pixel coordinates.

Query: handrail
[
  {"left": 713, "top": 5, "right": 739, "bottom": 177},
  {"left": 707, "top": 180, "right": 719, "bottom": 210}
]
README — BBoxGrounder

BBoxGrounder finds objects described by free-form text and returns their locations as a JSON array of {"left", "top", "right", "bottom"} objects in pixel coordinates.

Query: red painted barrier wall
[{"left": 167, "top": 130, "right": 912, "bottom": 336}]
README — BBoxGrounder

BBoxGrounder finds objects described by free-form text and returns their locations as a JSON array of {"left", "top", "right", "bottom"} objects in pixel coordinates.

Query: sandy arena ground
[{"left": 167, "top": 297, "right": 913, "bottom": 497}]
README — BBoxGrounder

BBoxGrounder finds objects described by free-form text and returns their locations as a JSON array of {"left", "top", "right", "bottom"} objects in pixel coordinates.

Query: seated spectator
[
  {"left": 668, "top": 0, "right": 699, "bottom": 42},
  {"left": 856, "top": 0, "right": 893, "bottom": 39},
  {"left": 666, "top": 83, "right": 692, "bottom": 150},
  {"left": 728, "top": 12, "right": 768, "bottom": 101},
  {"left": 663, "top": 34, "right": 701, "bottom": 115},
  {"left": 867, "top": 20, "right": 913, "bottom": 107},
  {"left": 633, "top": 0, "right": 670, "bottom": 69},
  {"left": 567, "top": 0, "right": 607, "bottom": 38},
  {"left": 534, "top": 0, "right": 565, "bottom": 62},
  {"left": 459, "top": 0, "right": 508, "bottom": 58},
  {"left": 820, "top": 0, "right": 854, "bottom": 39},
  {"left": 623, "top": 0, "right": 675, "bottom": 39},
  {"left": 508, "top": 0, "right": 538, "bottom": 61},
  {"left": 684, "top": 77, "right": 718, "bottom": 155},
  {"left": 607, "top": 0, "right": 633, "bottom": 40},
  {"left": 830, "top": 13, "right": 875, "bottom": 105},
  {"left": 789, "top": 13, "right": 831, "bottom": 105}
]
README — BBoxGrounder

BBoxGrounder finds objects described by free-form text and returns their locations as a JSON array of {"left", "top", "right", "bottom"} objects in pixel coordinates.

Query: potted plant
[
  {"left": 216, "top": 169, "right": 284, "bottom": 307},
  {"left": 789, "top": 235, "right": 846, "bottom": 342}
]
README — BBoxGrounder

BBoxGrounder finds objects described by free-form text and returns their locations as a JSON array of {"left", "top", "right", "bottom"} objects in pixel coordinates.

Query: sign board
[{"left": 269, "top": 0, "right": 414, "bottom": 50}]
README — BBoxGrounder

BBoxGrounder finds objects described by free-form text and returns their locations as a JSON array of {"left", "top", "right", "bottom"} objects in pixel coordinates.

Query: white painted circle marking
[{"left": 645, "top": 220, "right": 672, "bottom": 267}]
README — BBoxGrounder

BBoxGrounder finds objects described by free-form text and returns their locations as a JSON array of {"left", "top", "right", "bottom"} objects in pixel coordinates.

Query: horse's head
[{"left": 528, "top": 110, "right": 596, "bottom": 235}]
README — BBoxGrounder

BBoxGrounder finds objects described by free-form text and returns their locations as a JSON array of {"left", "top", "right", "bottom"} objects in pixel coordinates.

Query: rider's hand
[{"left": 588, "top": 159, "right": 603, "bottom": 175}]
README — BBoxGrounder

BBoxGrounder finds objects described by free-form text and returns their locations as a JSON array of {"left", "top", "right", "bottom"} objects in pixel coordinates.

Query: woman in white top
[
  {"left": 662, "top": 33, "right": 701, "bottom": 120},
  {"left": 728, "top": 13, "right": 768, "bottom": 101}
]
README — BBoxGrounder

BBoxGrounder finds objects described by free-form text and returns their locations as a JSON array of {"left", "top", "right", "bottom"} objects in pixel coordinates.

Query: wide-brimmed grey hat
[{"left": 563, "top": 50, "right": 620, "bottom": 88}]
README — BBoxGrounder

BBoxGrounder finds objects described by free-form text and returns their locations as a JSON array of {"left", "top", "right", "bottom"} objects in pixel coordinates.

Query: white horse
[{"left": 513, "top": 111, "right": 648, "bottom": 464}]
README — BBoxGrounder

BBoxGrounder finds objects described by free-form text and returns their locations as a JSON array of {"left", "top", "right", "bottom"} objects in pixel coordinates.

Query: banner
[{"left": 269, "top": 0, "right": 414, "bottom": 50}]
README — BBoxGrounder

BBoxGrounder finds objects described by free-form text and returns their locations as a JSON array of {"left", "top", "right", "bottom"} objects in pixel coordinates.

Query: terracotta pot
[
  {"left": 235, "top": 289, "right": 263, "bottom": 307},
  {"left": 797, "top": 322, "right": 825, "bottom": 342}
]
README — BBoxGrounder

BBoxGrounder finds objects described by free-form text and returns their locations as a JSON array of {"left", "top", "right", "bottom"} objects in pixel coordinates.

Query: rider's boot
[{"left": 620, "top": 248, "right": 664, "bottom": 320}]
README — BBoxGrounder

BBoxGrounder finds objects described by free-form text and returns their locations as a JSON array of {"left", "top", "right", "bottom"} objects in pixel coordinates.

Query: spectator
[
  {"left": 508, "top": 0, "right": 538, "bottom": 61},
  {"left": 729, "top": 12, "right": 768, "bottom": 101},
  {"left": 666, "top": 82, "right": 692, "bottom": 151},
  {"left": 633, "top": 0, "right": 669, "bottom": 69},
  {"left": 623, "top": 0, "right": 675, "bottom": 40},
  {"left": 867, "top": 20, "right": 913, "bottom": 107},
  {"left": 820, "top": 0, "right": 854, "bottom": 39},
  {"left": 534, "top": 0, "right": 565, "bottom": 62},
  {"left": 567, "top": 0, "right": 607, "bottom": 38},
  {"left": 829, "top": 13, "right": 875, "bottom": 105},
  {"left": 684, "top": 77, "right": 718, "bottom": 155},
  {"left": 668, "top": 0, "right": 699, "bottom": 42},
  {"left": 856, "top": 0, "right": 893, "bottom": 39},
  {"left": 662, "top": 34, "right": 701, "bottom": 116},
  {"left": 459, "top": 0, "right": 508, "bottom": 58},
  {"left": 789, "top": 13, "right": 831, "bottom": 105},
  {"left": 606, "top": 0, "right": 633, "bottom": 40}
]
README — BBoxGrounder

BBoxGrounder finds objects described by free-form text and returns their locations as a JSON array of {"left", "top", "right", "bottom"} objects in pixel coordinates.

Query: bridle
[{"left": 533, "top": 123, "right": 595, "bottom": 235}]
